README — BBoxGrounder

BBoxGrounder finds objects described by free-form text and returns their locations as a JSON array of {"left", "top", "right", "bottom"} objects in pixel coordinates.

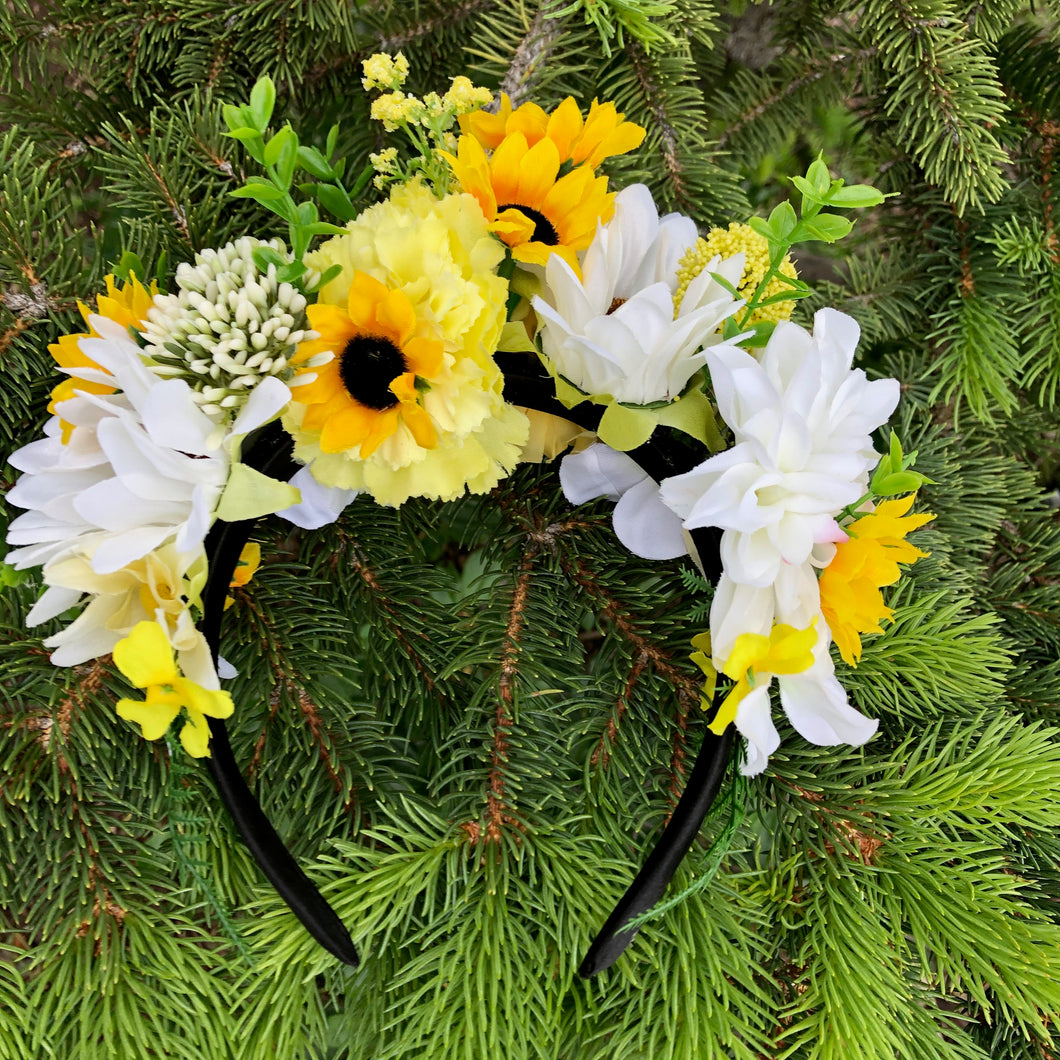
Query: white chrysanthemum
[
  {"left": 142, "top": 237, "right": 325, "bottom": 420},
  {"left": 5, "top": 316, "right": 288, "bottom": 672},
  {"left": 532, "top": 184, "right": 745, "bottom": 405},
  {"left": 659, "top": 309, "right": 900, "bottom": 587}
]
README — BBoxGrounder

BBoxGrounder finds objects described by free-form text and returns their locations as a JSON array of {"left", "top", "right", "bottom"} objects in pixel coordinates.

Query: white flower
[
  {"left": 532, "top": 184, "right": 744, "bottom": 405},
  {"left": 737, "top": 625, "right": 879, "bottom": 777},
  {"left": 559, "top": 442, "right": 686, "bottom": 560},
  {"left": 275, "top": 465, "right": 359, "bottom": 530},
  {"left": 659, "top": 309, "right": 900, "bottom": 587},
  {"left": 5, "top": 317, "right": 289, "bottom": 670}
]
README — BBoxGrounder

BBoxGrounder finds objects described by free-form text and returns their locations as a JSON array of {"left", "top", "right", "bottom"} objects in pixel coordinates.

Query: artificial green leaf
[
  {"left": 297, "top": 145, "right": 334, "bottom": 181},
  {"left": 221, "top": 104, "right": 244, "bottom": 133},
  {"left": 229, "top": 182, "right": 287, "bottom": 202},
  {"left": 215, "top": 463, "right": 300, "bottom": 522},
  {"left": 767, "top": 200, "right": 798, "bottom": 240},
  {"left": 248, "top": 76, "right": 276, "bottom": 131},
  {"left": 793, "top": 212, "right": 852, "bottom": 243},
  {"left": 826, "top": 184, "right": 886, "bottom": 208},
  {"left": 805, "top": 157, "right": 831, "bottom": 194},
  {"left": 263, "top": 126, "right": 295, "bottom": 168},
  {"left": 313, "top": 183, "right": 356, "bottom": 221},
  {"left": 597, "top": 402, "right": 655, "bottom": 451}
]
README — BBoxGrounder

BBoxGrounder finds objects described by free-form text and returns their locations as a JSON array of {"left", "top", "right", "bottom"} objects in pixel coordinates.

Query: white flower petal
[
  {"left": 560, "top": 443, "right": 647, "bottom": 504},
  {"left": 276, "top": 465, "right": 359, "bottom": 529},
  {"left": 734, "top": 685, "right": 781, "bottom": 777},
  {"left": 613, "top": 478, "right": 687, "bottom": 560}
]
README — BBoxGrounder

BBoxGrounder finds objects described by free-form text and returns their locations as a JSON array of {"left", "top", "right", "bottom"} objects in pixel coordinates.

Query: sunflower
[
  {"left": 442, "top": 132, "right": 614, "bottom": 273},
  {"left": 459, "top": 94, "right": 645, "bottom": 169},
  {"left": 285, "top": 182, "right": 529, "bottom": 507},
  {"left": 294, "top": 272, "right": 444, "bottom": 458},
  {"left": 48, "top": 273, "right": 156, "bottom": 441}
]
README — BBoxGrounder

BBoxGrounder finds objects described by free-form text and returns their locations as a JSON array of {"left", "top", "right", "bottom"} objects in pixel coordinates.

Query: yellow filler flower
[
  {"left": 48, "top": 274, "right": 156, "bottom": 441},
  {"left": 460, "top": 93, "right": 646, "bottom": 169},
  {"left": 114, "top": 620, "right": 234, "bottom": 758},
  {"left": 819, "top": 494, "right": 934, "bottom": 665},
  {"left": 442, "top": 130, "right": 615, "bottom": 273}
]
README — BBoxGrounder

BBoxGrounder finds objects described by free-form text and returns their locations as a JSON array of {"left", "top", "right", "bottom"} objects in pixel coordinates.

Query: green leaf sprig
[
  {"left": 222, "top": 77, "right": 372, "bottom": 289},
  {"left": 726, "top": 157, "right": 887, "bottom": 348}
]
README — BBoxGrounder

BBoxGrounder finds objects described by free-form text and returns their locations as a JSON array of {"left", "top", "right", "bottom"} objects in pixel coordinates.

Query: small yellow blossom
[
  {"left": 820, "top": 494, "right": 934, "bottom": 665},
  {"left": 114, "top": 620, "right": 233, "bottom": 758},
  {"left": 370, "top": 91, "right": 425, "bottom": 131},
  {"left": 674, "top": 223, "right": 797, "bottom": 325},
  {"left": 361, "top": 51, "right": 409, "bottom": 91},
  {"left": 708, "top": 622, "right": 816, "bottom": 734},
  {"left": 369, "top": 147, "right": 398, "bottom": 175},
  {"left": 224, "top": 541, "right": 261, "bottom": 610},
  {"left": 443, "top": 76, "right": 493, "bottom": 116}
]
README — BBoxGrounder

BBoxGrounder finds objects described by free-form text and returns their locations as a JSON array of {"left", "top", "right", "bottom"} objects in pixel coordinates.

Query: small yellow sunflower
[
  {"left": 295, "top": 272, "right": 444, "bottom": 458},
  {"left": 442, "top": 132, "right": 614, "bottom": 273},
  {"left": 459, "top": 94, "right": 645, "bottom": 169},
  {"left": 49, "top": 274, "right": 156, "bottom": 441}
]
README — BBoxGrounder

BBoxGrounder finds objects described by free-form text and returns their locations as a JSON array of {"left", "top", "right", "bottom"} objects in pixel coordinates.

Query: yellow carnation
[{"left": 288, "top": 182, "right": 529, "bottom": 506}]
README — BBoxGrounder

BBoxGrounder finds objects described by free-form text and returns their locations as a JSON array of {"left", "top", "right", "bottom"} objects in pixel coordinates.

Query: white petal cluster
[
  {"left": 533, "top": 184, "right": 744, "bottom": 405},
  {"left": 142, "top": 237, "right": 324, "bottom": 420},
  {"left": 5, "top": 317, "right": 288, "bottom": 677},
  {"left": 656, "top": 309, "right": 898, "bottom": 774},
  {"left": 660, "top": 310, "right": 900, "bottom": 587}
]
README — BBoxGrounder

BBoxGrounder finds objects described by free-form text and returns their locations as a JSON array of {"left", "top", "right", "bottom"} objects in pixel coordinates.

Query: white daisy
[{"left": 532, "top": 183, "right": 745, "bottom": 405}]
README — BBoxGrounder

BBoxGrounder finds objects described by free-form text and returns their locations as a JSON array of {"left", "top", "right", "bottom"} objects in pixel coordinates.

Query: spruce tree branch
[
  {"left": 625, "top": 38, "right": 689, "bottom": 210},
  {"left": 590, "top": 653, "right": 648, "bottom": 767},
  {"left": 484, "top": 537, "right": 538, "bottom": 843},
  {"left": 495, "top": 3, "right": 563, "bottom": 107},
  {"left": 344, "top": 539, "right": 441, "bottom": 699},
  {"left": 376, "top": 0, "right": 497, "bottom": 51},
  {"left": 559, "top": 552, "right": 701, "bottom": 713}
]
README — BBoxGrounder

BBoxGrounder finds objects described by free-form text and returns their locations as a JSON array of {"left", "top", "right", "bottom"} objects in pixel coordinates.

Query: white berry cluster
[{"left": 142, "top": 237, "right": 322, "bottom": 419}]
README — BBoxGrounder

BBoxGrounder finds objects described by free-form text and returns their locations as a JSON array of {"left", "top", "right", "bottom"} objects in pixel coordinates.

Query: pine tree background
[{"left": 3, "top": 1, "right": 1060, "bottom": 1057}]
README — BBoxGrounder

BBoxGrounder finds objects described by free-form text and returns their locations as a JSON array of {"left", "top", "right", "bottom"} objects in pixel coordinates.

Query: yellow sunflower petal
[
  {"left": 319, "top": 404, "right": 376, "bottom": 453},
  {"left": 545, "top": 97, "right": 583, "bottom": 162},
  {"left": 516, "top": 137, "right": 562, "bottom": 207},
  {"left": 358, "top": 407, "right": 401, "bottom": 458},
  {"left": 377, "top": 287, "right": 417, "bottom": 346},
  {"left": 404, "top": 336, "right": 445, "bottom": 379},
  {"left": 347, "top": 271, "right": 393, "bottom": 329}
]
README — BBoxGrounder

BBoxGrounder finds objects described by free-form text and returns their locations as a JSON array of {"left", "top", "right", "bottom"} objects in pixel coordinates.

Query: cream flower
[
  {"left": 6, "top": 317, "right": 288, "bottom": 677},
  {"left": 532, "top": 184, "right": 745, "bottom": 404},
  {"left": 286, "top": 182, "right": 529, "bottom": 506},
  {"left": 659, "top": 310, "right": 900, "bottom": 587}
]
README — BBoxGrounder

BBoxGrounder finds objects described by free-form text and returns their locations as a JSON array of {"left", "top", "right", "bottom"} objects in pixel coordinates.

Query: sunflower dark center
[
  {"left": 340, "top": 334, "right": 409, "bottom": 410},
  {"left": 497, "top": 203, "right": 559, "bottom": 246}
]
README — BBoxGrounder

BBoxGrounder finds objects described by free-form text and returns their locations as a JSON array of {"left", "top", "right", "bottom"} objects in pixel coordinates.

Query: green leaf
[
  {"left": 736, "top": 320, "right": 776, "bottom": 347},
  {"left": 805, "top": 156, "right": 831, "bottom": 194},
  {"left": 791, "top": 175, "right": 826, "bottom": 212},
  {"left": 215, "top": 463, "right": 299, "bottom": 522},
  {"left": 274, "top": 131, "right": 298, "bottom": 190},
  {"left": 792, "top": 212, "right": 852, "bottom": 243},
  {"left": 276, "top": 261, "right": 307, "bottom": 284},
  {"left": 263, "top": 126, "right": 295, "bottom": 168},
  {"left": 347, "top": 162, "right": 375, "bottom": 201},
  {"left": 251, "top": 247, "right": 287, "bottom": 273},
  {"left": 825, "top": 184, "right": 886, "bottom": 208},
  {"left": 313, "top": 183, "right": 357, "bottom": 222},
  {"left": 115, "top": 250, "right": 147, "bottom": 283},
  {"left": 296, "top": 145, "right": 334, "bottom": 181},
  {"left": 747, "top": 215, "right": 773, "bottom": 242},
  {"left": 221, "top": 104, "right": 244, "bottom": 133},
  {"left": 315, "top": 263, "right": 343, "bottom": 290},
  {"left": 874, "top": 470, "right": 928, "bottom": 495},
  {"left": 248, "top": 76, "right": 276, "bottom": 131},
  {"left": 304, "top": 221, "right": 345, "bottom": 236},
  {"left": 325, "top": 124, "right": 339, "bottom": 159},
  {"left": 229, "top": 182, "right": 287, "bottom": 203},
  {"left": 767, "top": 200, "right": 798, "bottom": 241}
]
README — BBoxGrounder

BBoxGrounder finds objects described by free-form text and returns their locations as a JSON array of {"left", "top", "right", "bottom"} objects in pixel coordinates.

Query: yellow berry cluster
[{"left": 674, "top": 222, "right": 798, "bottom": 326}]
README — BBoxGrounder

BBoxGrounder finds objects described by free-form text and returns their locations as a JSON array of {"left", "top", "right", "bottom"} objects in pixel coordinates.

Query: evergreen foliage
[{"left": 2, "top": 1, "right": 1060, "bottom": 1058}]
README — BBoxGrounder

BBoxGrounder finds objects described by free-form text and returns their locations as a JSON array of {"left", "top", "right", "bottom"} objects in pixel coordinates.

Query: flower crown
[{"left": 5, "top": 57, "right": 932, "bottom": 974}]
